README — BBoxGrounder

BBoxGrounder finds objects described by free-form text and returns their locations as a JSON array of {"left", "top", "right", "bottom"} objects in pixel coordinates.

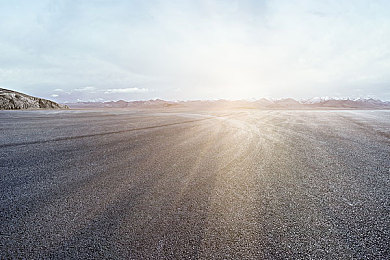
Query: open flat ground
[{"left": 0, "top": 109, "right": 389, "bottom": 259}]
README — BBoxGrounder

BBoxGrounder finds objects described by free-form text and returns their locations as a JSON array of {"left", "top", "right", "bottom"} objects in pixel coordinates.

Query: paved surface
[{"left": 0, "top": 109, "right": 389, "bottom": 259}]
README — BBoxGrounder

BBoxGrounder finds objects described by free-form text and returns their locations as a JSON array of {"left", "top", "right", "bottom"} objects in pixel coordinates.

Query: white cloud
[
  {"left": 74, "top": 86, "right": 96, "bottom": 92},
  {"left": 51, "top": 94, "right": 59, "bottom": 97},
  {"left": 104, "top": 88, "right": 148, "bottom": 94}
]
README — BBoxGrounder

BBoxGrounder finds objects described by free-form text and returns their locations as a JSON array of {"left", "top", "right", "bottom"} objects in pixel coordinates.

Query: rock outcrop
[{"left": 0, "top": 88, "right": 69, "bottom": 110}]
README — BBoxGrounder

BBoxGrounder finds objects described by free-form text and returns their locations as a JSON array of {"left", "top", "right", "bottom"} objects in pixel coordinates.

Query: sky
[{"left": 1, "top": 0, "right": 390, "bottom": 102}]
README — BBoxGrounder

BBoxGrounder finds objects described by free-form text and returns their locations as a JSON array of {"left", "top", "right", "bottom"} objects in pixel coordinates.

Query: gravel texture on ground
[{"left": 0, "top": 109, "right": 389, "bottom": 259}]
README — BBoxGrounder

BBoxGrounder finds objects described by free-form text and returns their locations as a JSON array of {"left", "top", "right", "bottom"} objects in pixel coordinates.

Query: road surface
[{"left": 1, "top": 109, "right": 389, "bottom": 259}]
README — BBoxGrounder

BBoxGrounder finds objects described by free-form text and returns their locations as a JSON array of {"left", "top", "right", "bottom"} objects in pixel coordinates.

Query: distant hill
[
  {"left": 66, "top": 98, "right": 390, "bottom": 110},
  {"left": 269, "top": 98, "right": 304, "bottom": 109},
  {"left": 0, "top": 88, "right": 69, "bottom": 110},
  {"left": 310, "top": 98, "right": 390, "bottom": 109},
  {"left": 66, "top": 99, "right": 182, "bottom": 109}
]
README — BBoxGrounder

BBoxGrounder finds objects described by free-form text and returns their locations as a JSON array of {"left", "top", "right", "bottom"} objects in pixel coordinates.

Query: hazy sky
[{"left": 1, "top": 0, "right": 390, "bottom": 102}]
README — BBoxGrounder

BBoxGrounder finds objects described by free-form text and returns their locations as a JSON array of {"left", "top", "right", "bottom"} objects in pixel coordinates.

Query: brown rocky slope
[{"left": 0, "top": 88, "right": 68, "bottom": 110}]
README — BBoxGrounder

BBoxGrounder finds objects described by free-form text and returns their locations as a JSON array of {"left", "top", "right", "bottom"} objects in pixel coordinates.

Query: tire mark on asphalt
[
  {"left": 337, "top": 114, "right": 390, "bottom": 141},
  {"left": 43, "top": 121, "right": 228, "bottom": 258},
  {"left": 42, "top": 116, "right": 255, "bottom": 259},
  {"left": 0, "top": 116, "right": 231, "bottom": 148}
]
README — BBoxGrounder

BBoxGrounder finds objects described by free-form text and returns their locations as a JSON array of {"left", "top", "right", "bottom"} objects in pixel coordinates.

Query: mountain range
[
  {"left": 1, "top": 88, "right": 389, "bottom": 110},
  {"left": 66, "top": 97, "right": 390, "bottom": 110}
]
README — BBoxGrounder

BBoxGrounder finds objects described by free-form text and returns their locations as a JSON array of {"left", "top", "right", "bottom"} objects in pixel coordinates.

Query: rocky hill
[{"left": 0, "top": 88, "right": 69, "bottom": 110}]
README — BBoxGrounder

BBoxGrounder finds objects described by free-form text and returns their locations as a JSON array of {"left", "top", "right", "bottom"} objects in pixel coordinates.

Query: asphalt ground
[{"left": 0, "top": 109, "right": 389, "bottom": 259}]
